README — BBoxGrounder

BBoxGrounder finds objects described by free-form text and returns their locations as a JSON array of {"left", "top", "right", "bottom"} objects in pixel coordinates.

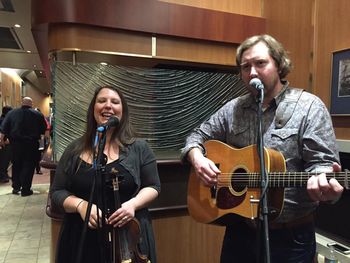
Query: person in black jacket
[
  {"left": 0, "top": 106, "right": 13, "bottom": 183},
  {"left": 0, "top": 97, "right": 47, "bottom": 196}
]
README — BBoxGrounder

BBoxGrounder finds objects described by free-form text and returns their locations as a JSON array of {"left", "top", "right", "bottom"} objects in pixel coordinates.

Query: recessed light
[
  {"left": 26, "top": 50, "right": 32, "bottom": 53},
  {"left": 14, "top": 24, "right": 21, "bottom": 28}
]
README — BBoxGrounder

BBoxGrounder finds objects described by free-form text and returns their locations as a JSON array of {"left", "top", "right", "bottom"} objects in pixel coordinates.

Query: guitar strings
[{"left": 215, "top": 172, "right": 348, "bottom": 186}]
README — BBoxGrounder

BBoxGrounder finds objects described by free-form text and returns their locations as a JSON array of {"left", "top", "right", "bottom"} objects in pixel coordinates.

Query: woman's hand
[
  {"left": 107, "top": 187, "right": 158, "bottom": 228},
  {"left": 107, "top": 200, "right": 136, "bottom": 228},
  {"left": 76, "top": 200, "right": 105, "bottom": 229}
]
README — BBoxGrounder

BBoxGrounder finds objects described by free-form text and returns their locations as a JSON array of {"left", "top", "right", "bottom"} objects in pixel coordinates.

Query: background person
[
  {"left": 181, "top": 34, "right": 344, "bottom": 263},
  {"left": 51, "top": 85, "right": 161, "bottom": 263},
  {"left": 0, "top": 106, "right": 13, "bottom": 183},
  {"left": 0, "top": 97, "right": 47, "bottom": 196}
]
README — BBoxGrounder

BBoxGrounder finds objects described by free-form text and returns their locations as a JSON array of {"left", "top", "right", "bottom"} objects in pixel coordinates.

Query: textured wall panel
[{"left": 52, "top": 62, "right": 246, "bottom": 160}]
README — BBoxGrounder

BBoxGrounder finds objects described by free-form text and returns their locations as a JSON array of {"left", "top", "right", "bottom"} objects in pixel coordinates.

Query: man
[
  {"left": 181, "top": 35, "right": 344, "bottom": 262},
  {"left": 0, "top": 106, "right": 13, "bottom": 183},
  {"left": 0, "top": 97, "right": 47, "bottom": 196}
]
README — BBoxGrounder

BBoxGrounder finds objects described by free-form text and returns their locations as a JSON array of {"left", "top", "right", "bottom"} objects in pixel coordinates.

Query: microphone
[
  {"left": 97, "top": 116, "right": 119, "bottom": 132},
  {"left": 249, "top": 78, "right": 264, "bottom": 91}
]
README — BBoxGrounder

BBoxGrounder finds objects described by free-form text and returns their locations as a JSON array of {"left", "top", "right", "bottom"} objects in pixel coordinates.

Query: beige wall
[
  {"left": 25, "top": 82, "right": 50, "bottom": 117},
  {"left": 0, "top": 70, "right": 49, "bottom": 116},
  {"left": 0, "top": 70, "right": 22, "bottom": 109}
]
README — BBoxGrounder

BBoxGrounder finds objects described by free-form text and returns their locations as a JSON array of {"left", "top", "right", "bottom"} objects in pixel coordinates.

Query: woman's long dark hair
[{"left": 74, "top": 85, "right": 136, "bottom": 156}]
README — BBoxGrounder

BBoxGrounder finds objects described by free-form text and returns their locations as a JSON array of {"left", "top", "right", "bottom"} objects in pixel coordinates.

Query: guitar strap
[{"left": 275, "top": 88, "right": 304, "bottom": 129}]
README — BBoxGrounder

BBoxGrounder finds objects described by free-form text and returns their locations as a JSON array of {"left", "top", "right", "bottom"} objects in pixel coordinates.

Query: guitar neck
[{"left": 237, "top": 171, "right": 350, "bottom": 188}]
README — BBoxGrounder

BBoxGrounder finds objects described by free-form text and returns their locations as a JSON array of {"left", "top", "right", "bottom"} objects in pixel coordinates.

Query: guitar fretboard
[{"left": 225, "top": 171, "right": 349, "bottom": 188}]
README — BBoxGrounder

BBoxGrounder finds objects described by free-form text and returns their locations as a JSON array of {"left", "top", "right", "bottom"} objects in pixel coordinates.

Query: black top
[
  {"left": 56, "top": 160, "right": 139, "bottom": 263},
  {"left": 0, "top": 106, "right": 47, "bottom": 142},
  {"left": 51, "top": 138, "right": 161, "bottom": 263}
]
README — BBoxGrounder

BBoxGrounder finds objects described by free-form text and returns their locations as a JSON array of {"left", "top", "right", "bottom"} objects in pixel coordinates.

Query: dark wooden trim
[
  {"left": 31, "top": 0, "right": 265, "bottom": 83},
  {"left": 32, "top": 0, "right": 265, "bottom": 44}
]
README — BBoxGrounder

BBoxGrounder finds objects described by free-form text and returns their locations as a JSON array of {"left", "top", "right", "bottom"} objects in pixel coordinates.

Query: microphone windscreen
[
  {"left": 106, "top": 116, "right": 119, "bottom": 128},
  {"left": 249, "top": 78, "right": 264, "bottom": 90}
]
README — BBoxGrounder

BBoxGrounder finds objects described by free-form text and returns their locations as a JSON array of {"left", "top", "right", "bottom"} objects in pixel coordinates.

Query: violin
[{"left": 107, "top": 168, "right": 150, "bottom": 263}]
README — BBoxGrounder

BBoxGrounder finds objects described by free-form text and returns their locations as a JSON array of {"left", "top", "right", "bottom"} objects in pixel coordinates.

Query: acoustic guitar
[{"left": 187, "top": 140, "right": 349, "bottom": 225}]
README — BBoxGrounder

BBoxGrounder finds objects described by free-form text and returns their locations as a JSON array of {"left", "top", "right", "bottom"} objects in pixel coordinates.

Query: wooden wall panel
[
  {"left": 159, "top": 0, "right": 262, "bottom": 16},
  {"left": 313, "top": 0, "right": 350, "bottom": 140},
  {"left": 49, "top": 24, "right": 153, "bottom": 56},
  {"left": 313, "top": 0, "right": 350, "bottom": 107},
  {"left": 152, "top": 211, "right": 225, "bottom": 263},
  {"left": 263, "top": 0, "right": 313, "bottom": 91},
  {"left": 263, "top": 0, "right": 350, "bottom": 140},
  {"left": 156, "top": 36, "right": 237, "bottom": 66},
  {"left": 48, "top": 25, "right": 238, "bottom": 68},
  {"left": 33, "top": 0, "right": 264, "bottom": 45},
  {"left": 32, "top": 0, "right": 265, "bottom": 79}
]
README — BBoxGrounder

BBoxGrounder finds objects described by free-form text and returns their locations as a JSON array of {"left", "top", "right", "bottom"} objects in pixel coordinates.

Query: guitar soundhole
[
  {"left": 232, "top": 168, "right": 248, "bottom": 192},
  {"left": 216, "top": 168, "right": 248, "bottom": 209}
]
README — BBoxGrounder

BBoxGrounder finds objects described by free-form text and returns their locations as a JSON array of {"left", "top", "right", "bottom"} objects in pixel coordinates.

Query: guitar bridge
[{"left": 249, "top": 196, "right": 260, "bottom": 219}]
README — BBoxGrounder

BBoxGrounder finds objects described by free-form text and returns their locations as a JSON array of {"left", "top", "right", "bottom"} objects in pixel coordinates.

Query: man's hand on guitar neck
[
  {"left": 307, "top": 163, "right": 344, "bottom": 203},
  {"left": 187, "top": 147, "right": 220, "bottom": 187}
]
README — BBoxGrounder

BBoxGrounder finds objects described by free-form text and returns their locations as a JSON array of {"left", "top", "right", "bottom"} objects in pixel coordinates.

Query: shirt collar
[
  {"left": 243, "top": 80, "right": 290, "bottom": 110},
  {"left": 274, "top": 80, "right": 289, "bottom": 107}
]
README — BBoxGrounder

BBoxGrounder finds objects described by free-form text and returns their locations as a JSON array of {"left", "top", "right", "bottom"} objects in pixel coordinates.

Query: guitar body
[{"left": 187, "top": 140, "right": 287, "bottom": 225}]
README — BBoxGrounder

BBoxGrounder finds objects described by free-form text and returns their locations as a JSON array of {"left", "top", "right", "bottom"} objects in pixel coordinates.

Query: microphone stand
[
  {"left": 256, "top": 88, "right": 271, "bottom": 263},
  {"left": 75, "top": 127, "right": 109, "bottom": 263}
]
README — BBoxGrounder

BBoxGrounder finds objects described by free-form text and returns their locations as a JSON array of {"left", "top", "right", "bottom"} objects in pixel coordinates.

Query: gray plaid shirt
[{"left": 181, "top": 82, "right": 339, "bottom": 222}]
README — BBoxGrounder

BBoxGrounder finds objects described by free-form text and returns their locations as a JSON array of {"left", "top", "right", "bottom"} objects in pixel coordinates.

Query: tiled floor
[{"left": 0, "top": 170, "right": 51, "bottom": 263}]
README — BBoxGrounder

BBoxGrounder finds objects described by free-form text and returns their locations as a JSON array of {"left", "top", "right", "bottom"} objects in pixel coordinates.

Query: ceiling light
[
  {"left": 14, "top": 24, "right": 21, "bottom": 28},
  {"left": 26, "top": 50, "right": 32, "bottom": 53},
  {"left": 100, "top": 62, "right": 108, "bottom": 66}
]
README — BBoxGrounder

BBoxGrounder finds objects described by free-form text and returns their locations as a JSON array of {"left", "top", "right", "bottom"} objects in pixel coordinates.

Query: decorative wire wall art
[{"left": 52, "top": 62, "right": 247, "bottom": 160}]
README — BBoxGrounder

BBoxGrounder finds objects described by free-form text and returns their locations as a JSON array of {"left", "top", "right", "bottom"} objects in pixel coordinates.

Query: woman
[{"left": 51, "top": 85, "right": 161, "bottom": 263}]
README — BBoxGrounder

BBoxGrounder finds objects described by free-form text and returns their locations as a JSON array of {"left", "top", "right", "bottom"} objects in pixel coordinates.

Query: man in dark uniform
[{"left": 0, "top": 97, "right": 47, "bottom": 196}]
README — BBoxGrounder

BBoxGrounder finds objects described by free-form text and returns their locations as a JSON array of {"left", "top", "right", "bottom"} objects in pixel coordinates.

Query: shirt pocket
[
  {"left": 232, "top": 123, "right": 249, "bottom": 136},
  {"left": 271, "top": 128, "right": 299, "bottom": 140},
  {"left": 270, "top": 128, "right": 299, "bottom": 154},
  {"left": 228, "top": 123, "right": 249, "bottom": 147}
]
